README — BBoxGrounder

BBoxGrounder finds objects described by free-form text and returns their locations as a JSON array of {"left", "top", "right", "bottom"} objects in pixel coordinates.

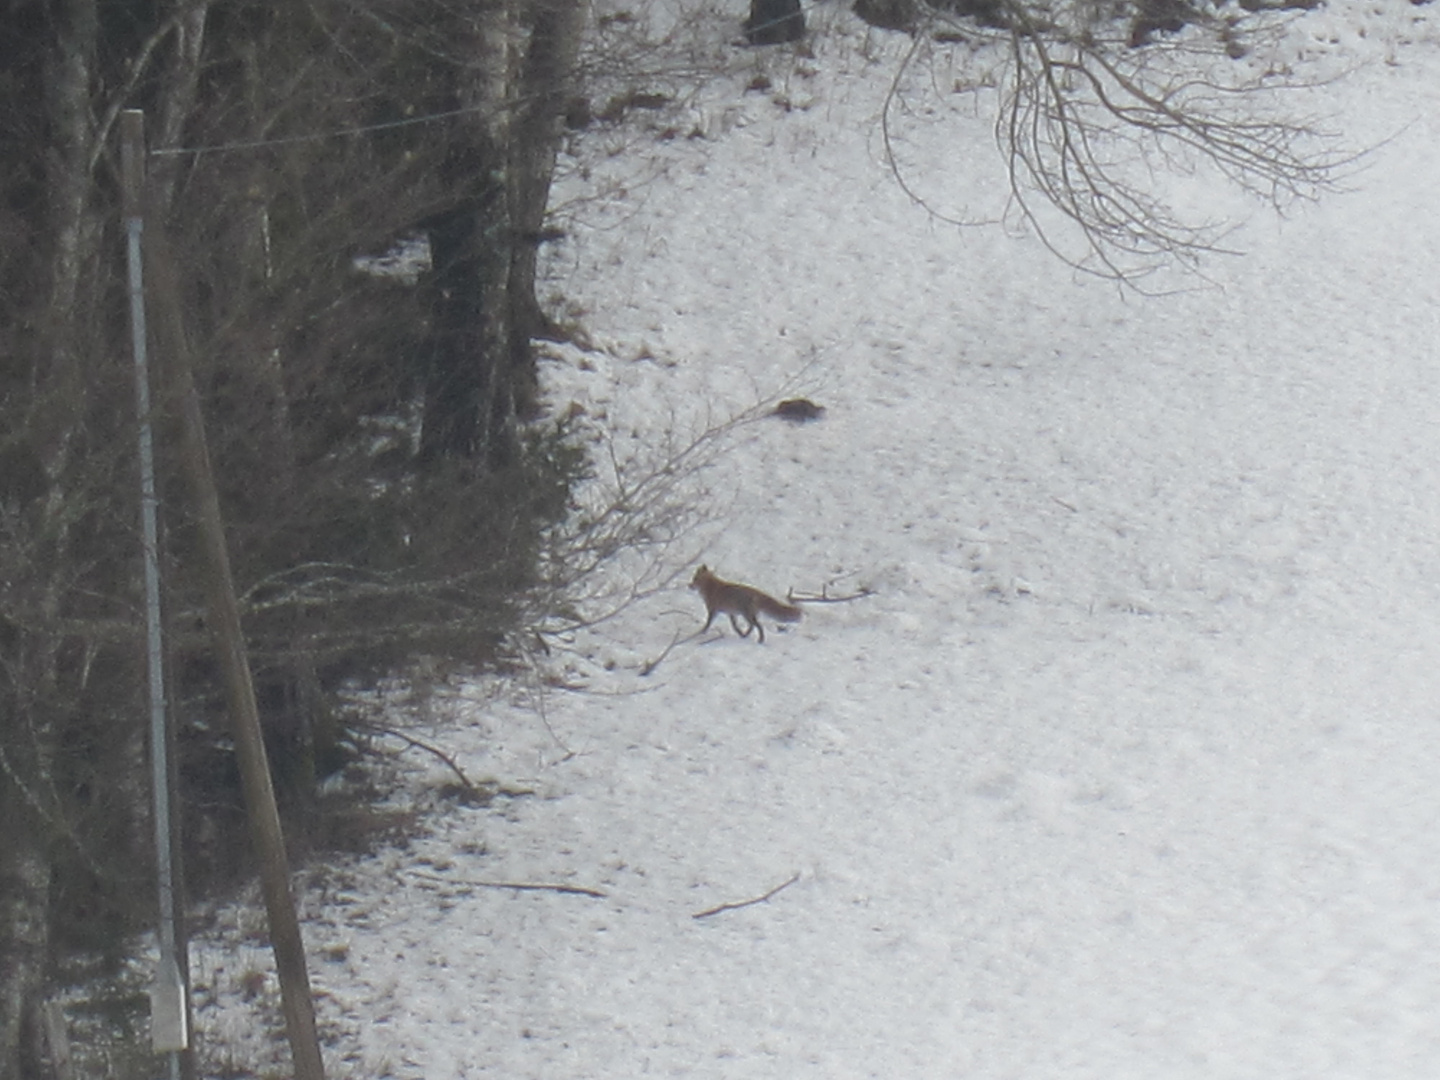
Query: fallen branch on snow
[
  {"left": 692, "top": 872, "right": 801, "bottom": 919},
  {"left": 786, "top": 582, "right": 874, "bottom": 605},
  {"left": 640, "top": 625, "right": 707, "bottom": 677},
  {"left": 370, "top": 725, "right": 497, "bottom": 804},
  {"left": 408, "top": 870, "right": 607, "bottom": 898}
]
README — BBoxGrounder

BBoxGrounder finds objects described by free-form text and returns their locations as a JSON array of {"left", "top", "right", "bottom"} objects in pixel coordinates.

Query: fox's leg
[
  {"left": 702, "top": 608, "right": 717, "bottom": 633},
  {"left": 734, "top": 612, "right": 764, "bottom": 643}
]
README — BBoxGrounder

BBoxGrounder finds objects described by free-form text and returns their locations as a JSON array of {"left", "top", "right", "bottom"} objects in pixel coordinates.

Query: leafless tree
[{"left": 878, "top": 0, "right": 1351, "bottom": 281}]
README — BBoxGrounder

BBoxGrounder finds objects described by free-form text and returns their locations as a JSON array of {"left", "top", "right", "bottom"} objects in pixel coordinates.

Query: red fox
[{"left": 691, "top": 565, "right": 802, "bottom": 643}]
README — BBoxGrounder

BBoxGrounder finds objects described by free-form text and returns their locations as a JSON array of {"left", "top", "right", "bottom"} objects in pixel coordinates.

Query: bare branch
[
  {"left": 525, "top": 387, "right": 790, "bottom": 638},
  {"left": 365, "top": 725, "right": 495, "bottom": 804},
  {"left": 692, "top": 873, "right": 802, "bottom": 919},
  {"left": 639, "top": 625, "right": 706, "bottom": 676},
  {"left": 408, "top": 870, "right": 607, "bottom": 899},
  {"left": 787, "top": 583, "right": 875, "bottom": 604},
  {"left": 883, "top": 1, "right": 1357, "bottom": 282}
]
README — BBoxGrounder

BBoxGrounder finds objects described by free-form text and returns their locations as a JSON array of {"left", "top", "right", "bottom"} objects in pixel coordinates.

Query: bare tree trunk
[
  {"left": 38, "top": 0, "right": 99, "bottom": 486},
  {"left": 0, "top": 2, "right": 104, "bottom": 1073},
  {"left": 0, "top": 790, "right": 52, "bottom": 1080},
  {"left": 419, "top": 195, "right": 499, "bottom": 464},
  {"left": 421, "top": 0, "right": 584, "bottom": 468},
  {"left": 506, "top": 0, "right": 589, "bottom": 417},
  {"left": 420, "top": 0, "right": 527, "bottom": 472},
  {"left": 148, "top": 1, "right": 211, "bottom": 211},
  {"left": 45, "top": 0, "right": 97, "bottom": 332}
]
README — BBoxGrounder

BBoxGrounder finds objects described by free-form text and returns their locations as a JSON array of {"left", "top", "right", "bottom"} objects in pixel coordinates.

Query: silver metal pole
[{"left": 121, "top": 109, "right": 187, "bottom": 1074}]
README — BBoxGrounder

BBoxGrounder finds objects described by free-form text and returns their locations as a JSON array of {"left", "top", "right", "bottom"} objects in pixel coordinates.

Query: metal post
[{"left": 121, "top": 108, "right": 188, "bottom": 1075}]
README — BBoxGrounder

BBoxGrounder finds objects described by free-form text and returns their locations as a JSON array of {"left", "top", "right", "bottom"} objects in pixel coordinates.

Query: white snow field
[{"left": 191, "top": 2, "right": 1440, "bottom": 1077}]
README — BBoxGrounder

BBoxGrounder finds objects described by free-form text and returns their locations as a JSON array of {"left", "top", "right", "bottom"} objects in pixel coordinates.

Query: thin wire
[
  {"left": 151, "top": 4, "right": 817, "bottom": 158},
  {"left": 149, "top": 101, "right": 492, "bottom": 157}
]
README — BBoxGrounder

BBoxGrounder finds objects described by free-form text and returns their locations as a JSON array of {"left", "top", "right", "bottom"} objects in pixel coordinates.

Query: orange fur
[{"left": 691, "top": 565, "right": 801, "bottom": 644}]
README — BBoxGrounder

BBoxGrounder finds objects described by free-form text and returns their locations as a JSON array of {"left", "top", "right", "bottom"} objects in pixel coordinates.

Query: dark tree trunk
[
  {"left": 419, "top": 186, "right": 506, "bottom": 465},
  {"left": 418, "top": 0, "right": 518, "bottom": 469},
  {"left": 508, "top": 0, "right": 589, "bottom": 369},
  {"left": 420, "top": 206, "right": 485, "bottom": 462},
  {"left": 0, "top": 790, "right": 52, "bottom": 1080},
  {"left": 745, "top": 0, "right": 806, "bottom": 44},
  {"left": 419, "top": 0, "right": 588, "bottom": 467},
  {"left": 0, "top": 0, "right": 103, "bottom": 1071}
]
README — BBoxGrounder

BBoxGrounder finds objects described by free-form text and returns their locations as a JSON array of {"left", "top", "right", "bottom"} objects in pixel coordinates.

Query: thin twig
[
  {"left": 692, "top": 872, "right": 801, "bottom": 919},
  {"left": 525, "top": 659, "right": 578, "bottom": 760},
  {"left": 371, "top": 725, "right": 491, "bottom": 803},
  {"left": 408, "top": 870, "right": 607, "bottom": 898},
  {"left": 640, "top": 626, "right": 703, "bottom": 676}
]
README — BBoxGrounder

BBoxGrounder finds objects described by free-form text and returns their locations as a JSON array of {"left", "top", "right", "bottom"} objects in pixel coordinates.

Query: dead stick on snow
[
  {"left": 409, "top": 870, "right": 607, "bottom": 898},
  {"left": 640, "top": 628, "right": 685, "bottom": 677},
  {"left": 373, "top": 725, "right": 490, "bottom": 802},
  {"left": 786, "top": 584, "right": 874, "bottom": 605},
  {"left": 692, "top": 872, "right": 801, "bottom": 919},
  {"left": 640, "top": 626, "right": 709, "bottom": 677}
]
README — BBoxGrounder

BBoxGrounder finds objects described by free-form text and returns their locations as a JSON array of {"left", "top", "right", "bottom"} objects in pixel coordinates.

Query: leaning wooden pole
[{"left": 123, "top": 109, "right": 327, "bottom": 1080}]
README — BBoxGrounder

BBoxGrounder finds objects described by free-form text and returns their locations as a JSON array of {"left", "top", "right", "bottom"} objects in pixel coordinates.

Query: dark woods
[{"left": 0, "top": 1, "right": 586, "bottom": 1075}]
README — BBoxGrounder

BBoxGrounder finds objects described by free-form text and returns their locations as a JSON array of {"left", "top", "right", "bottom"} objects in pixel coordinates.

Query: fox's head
[{"left": 691, "top": 565, "right": 712, "bottom": 589}]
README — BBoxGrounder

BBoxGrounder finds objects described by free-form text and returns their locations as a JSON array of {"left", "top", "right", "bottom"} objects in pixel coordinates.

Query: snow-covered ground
[{"left": 192, "top": 2, "right": 1440, "bottom": 1076}]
